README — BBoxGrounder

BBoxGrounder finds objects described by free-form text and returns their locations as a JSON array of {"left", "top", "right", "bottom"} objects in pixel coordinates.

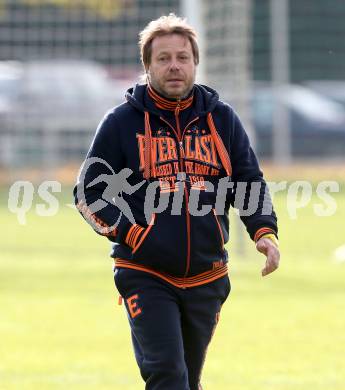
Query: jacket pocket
[
  {"left": 190, "top": 209, "right": 226, "bottom": 268},
  {"left": 212, "top": 208, "right": 225, "bottom": 249},
  {"left": 132, "top": 214, "right": 156, "bottom": 255},
  {"left": 130, "top": 211, "right": 187, "bottom": 276}
]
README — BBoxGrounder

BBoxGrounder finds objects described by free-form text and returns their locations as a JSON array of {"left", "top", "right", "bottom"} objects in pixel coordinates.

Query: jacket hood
[{"left": 125, "top": 83, "right": 219, "bottom": 117}]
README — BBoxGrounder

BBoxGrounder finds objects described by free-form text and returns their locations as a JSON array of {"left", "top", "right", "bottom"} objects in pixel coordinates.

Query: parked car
[
  {"left": 251, "top": 83, "right": 345, "bottom": 158},
  {"left": 0, "top": 60, "right": 131, "bottom": 132},
  {"left": 0, "top": 60, "right": 134, "bottom": 166},
  {"left": 304, "top": 80, "right": 345, "bottom": 109},
  {"left": 0, "top": 61, "right": 22, "bottom": 123}
]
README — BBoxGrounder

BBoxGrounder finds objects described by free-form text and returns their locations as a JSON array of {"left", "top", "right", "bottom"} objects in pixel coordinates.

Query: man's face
[{"left": 147, "top": 33, "right": 196, "bottom": 99}]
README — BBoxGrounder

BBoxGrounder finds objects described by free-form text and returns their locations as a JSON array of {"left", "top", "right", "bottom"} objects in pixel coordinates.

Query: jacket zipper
[
  {"left": 177, "top": 105, "right": 191, "bottom": 281},
  {"left": 182, "top": 116, "right": 200, "bottom": 138},
  {"left": 158, "top": 113, "right": 200, "bottom": 283},
  {"left": 180, "top": 116, "right": 199, "bottom": 279},
  {"left": 175, "top": 104, "right": 181, "bottom": 139}
]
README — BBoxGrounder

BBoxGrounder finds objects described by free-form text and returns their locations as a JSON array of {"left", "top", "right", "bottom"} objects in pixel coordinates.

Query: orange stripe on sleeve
[{"left": 254, "top": 227, "right": 276, "bottom": 242}]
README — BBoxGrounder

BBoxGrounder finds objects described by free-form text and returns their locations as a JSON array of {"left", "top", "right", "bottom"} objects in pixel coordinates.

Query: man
[{"left": 74, "top": 13, "right": 280, "bottom": 390}]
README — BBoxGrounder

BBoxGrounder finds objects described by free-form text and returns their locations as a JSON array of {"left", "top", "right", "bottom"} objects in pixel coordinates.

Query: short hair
[{"left": 139, "top": 13, "right": 199, "bottom": 72}]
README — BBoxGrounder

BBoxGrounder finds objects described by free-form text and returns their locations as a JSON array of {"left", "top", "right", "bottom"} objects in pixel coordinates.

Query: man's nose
[{"left": 169, "top": 59, "right": 180, "bottom": 71}]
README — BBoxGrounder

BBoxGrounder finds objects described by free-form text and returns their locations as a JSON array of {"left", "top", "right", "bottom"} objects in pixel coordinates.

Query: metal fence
[{"left": 1, "top": 0, "right": 345, "bottom": 170}]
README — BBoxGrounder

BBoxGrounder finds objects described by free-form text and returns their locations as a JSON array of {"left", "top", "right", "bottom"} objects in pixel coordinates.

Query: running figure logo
[
  {"left": 87, "top": 167, "right": 144, "bottom": 224},
  {"left": 76, "top": 157, "right": 145, "bottom": 232}
]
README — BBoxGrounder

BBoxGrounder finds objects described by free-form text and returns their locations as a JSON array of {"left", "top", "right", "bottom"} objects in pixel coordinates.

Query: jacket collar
[
  {"left": 125, "top": 83, "right": 219, "bottom": 117},
  {"left": 147, "top": 85, "right": 194, "bottom": 112}
]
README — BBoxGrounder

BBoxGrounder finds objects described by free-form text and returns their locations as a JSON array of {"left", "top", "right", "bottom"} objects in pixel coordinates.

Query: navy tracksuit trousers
[{"left": 114, "top": 268, "right": 231, "bottom": 390}]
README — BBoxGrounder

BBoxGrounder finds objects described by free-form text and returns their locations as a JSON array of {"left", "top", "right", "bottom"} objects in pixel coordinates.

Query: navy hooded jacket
[{"left": 74, "top": 83, "right": 278, "bottom": 287}]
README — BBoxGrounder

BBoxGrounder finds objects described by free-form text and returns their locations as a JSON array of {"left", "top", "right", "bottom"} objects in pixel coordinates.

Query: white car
[{"left": 0, "top": 60, "right": 134, "bottom": 166}]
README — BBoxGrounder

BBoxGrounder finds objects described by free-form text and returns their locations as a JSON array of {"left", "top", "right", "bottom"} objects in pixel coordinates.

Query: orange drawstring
[
  {"left": 144, "top": 92, "right": 231, "bottom": 179},
  {"left": 207, "top": 113, "right": 232, "bottom": 176}
]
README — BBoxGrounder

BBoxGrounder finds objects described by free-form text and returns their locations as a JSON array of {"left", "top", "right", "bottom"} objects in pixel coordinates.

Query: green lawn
[{"left": 1, "top": 183, "right": 345, "bottom": 389}]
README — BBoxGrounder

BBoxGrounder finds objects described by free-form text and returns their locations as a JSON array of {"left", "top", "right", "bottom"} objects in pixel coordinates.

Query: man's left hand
[{"left": 256, "top": 237, "right": 280, "bottom": 277}]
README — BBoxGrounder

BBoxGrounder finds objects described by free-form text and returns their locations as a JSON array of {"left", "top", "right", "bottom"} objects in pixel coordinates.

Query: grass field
[{"left": 1, "top": 177, "right": 345, "bottom": 390}]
